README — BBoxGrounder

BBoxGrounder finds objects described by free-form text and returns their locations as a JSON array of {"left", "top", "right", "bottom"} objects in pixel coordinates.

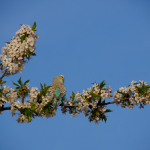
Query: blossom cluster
[
  {"left": 113, "top": 80, "right": 150, "bottom": 109},
  {"left": 61, "top": 82, "right": 112, "bottom": 124},
  {"left": 0, "top": 23, "right": 38, "bottom": 75},
  {"left": 0, "top": 82, "right": 56, "bottom": 123}
]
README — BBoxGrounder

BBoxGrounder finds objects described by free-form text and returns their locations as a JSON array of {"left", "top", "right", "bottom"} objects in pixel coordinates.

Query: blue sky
[{"left": 0, "top": 0, "right": 150, "bottom": 150}]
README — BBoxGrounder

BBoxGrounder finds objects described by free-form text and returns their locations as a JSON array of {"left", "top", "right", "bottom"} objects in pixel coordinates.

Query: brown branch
[
  {"left": 0, "top": 97, "right": 131, "bottom": 111},
  {"left": 62, "top": 97, "right": 130, "bottom": 107},
  {"left": 0, "top": 70, "right": 7, "bottom": 80},
  {"left": 98, "top": 97, "right": 129, "bottom": 106},
  {"left": 22, "top": 95, "right": 25, "bottom": 103},
  {"left": 0, "top": 106, "right": 11, "bottom": 111}
]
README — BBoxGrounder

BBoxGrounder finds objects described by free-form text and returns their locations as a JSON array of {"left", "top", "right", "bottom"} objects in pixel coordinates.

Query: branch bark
[
  {"left": 0, "top": 97, "right": 131, "bottom": 111},
  {"left": 0, "top": 70, "right": 7, "bottom": 80}
]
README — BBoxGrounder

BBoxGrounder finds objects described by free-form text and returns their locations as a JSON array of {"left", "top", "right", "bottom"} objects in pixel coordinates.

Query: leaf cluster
[
  {"left": 135, "top": 83, "right": 150, "bottom": 96},
  {"left": 12, "top": 77, "right": 30, "bottom": 97},
  {"left": 19, "top": 107, "right": 38, "bottom": 123},
  {"left": 37, "top": 83, "right": 51, "bottom": 103}
]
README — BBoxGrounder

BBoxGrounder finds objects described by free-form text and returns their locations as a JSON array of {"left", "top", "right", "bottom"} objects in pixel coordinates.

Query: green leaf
[
  {"left": 40, "top": 83, "right": 43, "bottom": 90},
  {"left": 91, "top": 93, "right": 101, "bottom": 98},
  {"left": 6, "top": 42, "right": 10, "bottom": 44},
  {"left": 92, "top": 81, "right": 96, "bottom": 85},
  {"left": 72, "top": 91, "right": 75, "bottom": 101},
  {"left": 46, "top": 86, "right": 51, "bottom": 89},
  {"left": 99, "top": 80, "right": 106, "bottom": 89},
  {"left": 12, "top": 81, "right": 20, "bottom": 87},
  {"left": 20, "top": 24, "right": 23, "bottom": 26},
  {"left": 105, "top": 109, "right": 112, "bottom": 113},
  {"left": 44, "top": 108, "right": 48, "bottom": 114},
  {"left": 31, "top": 22, "right": 36, "bottom": 31},
  {"left": 1, "top": 81, "right": 6, "bottom": 84},
  {"left": 28, "top": 115, "right": 32, "bottom": 123},
  {"left": 103, "top": 116, "right": 107, "bottom": 123},
  {"left": 32, "top": 53, "right": 36, "bottom": 56},
  {"left": 21, "top": 33, "right": 27, "bottom": 43},
  {"left": 24, "top": 80, "right": 30, "bottom": 86},
  {"left": 18, "top": 77, "right": 23, "bottom": 86}
]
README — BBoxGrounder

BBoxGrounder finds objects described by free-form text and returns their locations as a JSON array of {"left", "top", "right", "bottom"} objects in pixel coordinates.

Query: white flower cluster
[
  {"left": 74, "top": 83, "right": 112, "bottom": 110},
  {"left": 113, "top": 80, "right": 150, "bottom": 109},
  {"left": 0, "top": 83, "right": 55, "bottom": 123},
  {"left": 62, "top": 83, "right": 112, "bottom": 124},
  {"left": 17, "top": 114, "right": 28, "bottom": 123},
  {"left": 0, "top": 24, "right": 38, "bottom": 75}
]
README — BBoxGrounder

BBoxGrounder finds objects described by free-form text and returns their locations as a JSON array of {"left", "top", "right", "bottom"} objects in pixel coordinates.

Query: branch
[
  {"left": 0, "top": 106, "right": 11, "bottom": 111},
  {"left": 0, "top": 97, "right": 131, "bottom": 111},
  {"left": 0, "top": 70, "right": 7, "bottom": 79},
  {"left": 98, "top": 97, "right": 129, "bottom": 106},
  {"left": 22, "top": 95, "right": 25, "bottom": 103}
]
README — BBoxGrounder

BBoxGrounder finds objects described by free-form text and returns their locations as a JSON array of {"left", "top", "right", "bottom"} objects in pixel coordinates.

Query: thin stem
[
  {"left": 22, "top": 94, "right": 25, "bottom": 103},
  {"left": 0, "top": 70, "right": 7, "bottom": 80}
]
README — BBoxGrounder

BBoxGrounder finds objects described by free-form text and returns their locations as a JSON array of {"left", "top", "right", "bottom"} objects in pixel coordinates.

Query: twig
[
  {"left": 0, "top": 106, "right": 11, "bottom": 111},
  {"left": 22, "top": 94, "right": 25, "bottom": 103},
  {"left": 0, "top": 70, "right": 7, "bottom": 80},
  {"left": 98, "top": 98, "right": 129, "bottom": 105}
]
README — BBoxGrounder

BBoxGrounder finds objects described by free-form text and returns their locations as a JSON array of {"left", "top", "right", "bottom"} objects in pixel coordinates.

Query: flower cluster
[
  {"left": 0, "top": 80, "right": 56, "bottom": 123},
  {"left": 0, "top": 23, "right": 38, "bottom": 75},
  {"left": 61, "top": 81, "right": 113, "bottom": 124},
  {"left": 113, "top": 80, "right": 150, "bottom": 109}
]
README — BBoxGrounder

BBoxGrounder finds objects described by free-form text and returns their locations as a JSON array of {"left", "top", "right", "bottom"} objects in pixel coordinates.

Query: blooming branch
[{"left": 0, "top": 23, "right": 150, "bottom": 125}]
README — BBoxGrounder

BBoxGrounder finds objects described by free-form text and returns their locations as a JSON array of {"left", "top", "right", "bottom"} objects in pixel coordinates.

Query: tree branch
[
  {"left": 0, "top": 70, "right": 7, "bottom": 80},
  {"left": 0, "top": 97, "right": 131, "bottom": 111},
  {"left": 22, "top": 95, "right": 25, "bottom": 103},
  {"left": 0, "top": 106, "right": 11, "bottom": 111}
]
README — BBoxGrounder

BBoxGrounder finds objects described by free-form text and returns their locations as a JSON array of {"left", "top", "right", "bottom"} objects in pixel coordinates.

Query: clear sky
[{"left": 0, "top": 0, "right": 150, "bottom": 150}]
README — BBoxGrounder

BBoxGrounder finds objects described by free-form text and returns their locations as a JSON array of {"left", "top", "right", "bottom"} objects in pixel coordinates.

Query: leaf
[
  {"left": 12, "top": 81, "right": 20, "bottom": 87},
  {"left": 1, "top": 81, "right": 6, "bottom": 84},
  {"left": 72, "top": 91, "right": 75, "bottom": 101},
  {"left": 6, "top": 42, "right": 10, "bottom": 44},
  {"left": 99, "top": 80, "right": 106, "bottom": 89},
  {"left": 91, "top": 93, "right": 101, "bottom": 98},
  {"left": 92, "top": 81, "right": 96, "bottom": 85},
  {"left": 31, "top": 22, "right": 36, "bottom": 31},
  {"left": 28, "top": 115, "right": 32, "bottom": 123},
  {"left": 40, "top": 83, "right": 43, "bottom": 90},
  {"left": 20, "top": 24, "right": 23, "bottom": 26},
  {"left": 44, "top": 108, "right": 48, "bottom": 114},
  {"left": 24, "top": 80, "right": 30, "bottom": 86},
  {"left": 103, "top": 116, "right": 107, "bottom": 123},
  {"left": 105, "top": 109, "right": 112, "bottom": 113},
  {"left": 46, "top": 86, "right": 51, "bottom": 89},
  {"left": 18, "top": 77, "right": 23, "bottom": 86},
  {"left": 21, "top": 33, "right": 27, "bottom": 43},
  {"left": 32, "top": 53, "right": 36, "bottom": 56}
]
